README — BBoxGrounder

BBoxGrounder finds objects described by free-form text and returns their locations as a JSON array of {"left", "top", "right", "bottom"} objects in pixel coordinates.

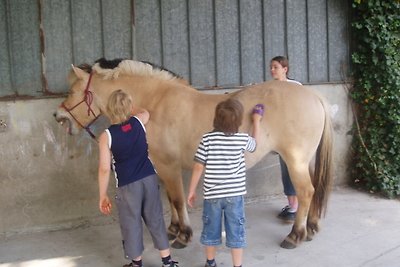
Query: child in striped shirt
[{"left": 187, "top": 98, "right": 263, "bottom": 267}]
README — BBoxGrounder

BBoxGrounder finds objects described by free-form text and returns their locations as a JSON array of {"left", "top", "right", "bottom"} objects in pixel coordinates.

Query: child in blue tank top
[{"left": 97, "top": 89, "right": 179, "bottom": 267}]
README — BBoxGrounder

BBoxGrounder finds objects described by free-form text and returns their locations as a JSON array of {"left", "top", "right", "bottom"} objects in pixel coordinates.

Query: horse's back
[{"left": 236, "top": 80, "right": 326, "bottom": 165}]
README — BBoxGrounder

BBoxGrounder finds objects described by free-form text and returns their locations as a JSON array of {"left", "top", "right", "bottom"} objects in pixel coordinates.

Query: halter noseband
[{"left": 61, "top": 72, "right": 101, "bottom": 139}]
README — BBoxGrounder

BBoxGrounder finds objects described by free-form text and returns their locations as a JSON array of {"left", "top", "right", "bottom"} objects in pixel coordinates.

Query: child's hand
[
  {"left": 99, "top": 196, "right": 112, "bottom": 215},
  {"left": 252, "top": 112, "right": 262, "bottom": 121},
  {"left": 252, "top": 104, "right": 264, "bottom": 122},
  {"left": 187, "top": 192, "right": 196, "bottom": 208}
]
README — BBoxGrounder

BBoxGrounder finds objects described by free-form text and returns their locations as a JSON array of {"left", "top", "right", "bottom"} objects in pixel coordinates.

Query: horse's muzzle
[{"left": 54, "top": 109, "right": 74, "bottom": 134}]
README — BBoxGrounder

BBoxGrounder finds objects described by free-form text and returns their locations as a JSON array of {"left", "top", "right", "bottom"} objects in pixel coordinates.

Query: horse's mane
[{"left": 92, "top": 58, "right": 185, "bottom": 83}]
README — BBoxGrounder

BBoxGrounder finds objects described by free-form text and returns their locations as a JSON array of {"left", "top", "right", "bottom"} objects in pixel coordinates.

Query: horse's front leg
[
  {"left": 166, "top": 194, "right": 180, "bottom": 241},
  {"left": 156, "top": 163, "right": 192, "bottom": 249},
  {"left": 280, "top": 161, "right": 314, "bottom": 249}
]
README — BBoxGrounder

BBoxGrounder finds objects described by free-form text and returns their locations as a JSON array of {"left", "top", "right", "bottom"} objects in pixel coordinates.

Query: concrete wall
[{"left": 0, "top": 84, "right": 352, "bottom": 237}]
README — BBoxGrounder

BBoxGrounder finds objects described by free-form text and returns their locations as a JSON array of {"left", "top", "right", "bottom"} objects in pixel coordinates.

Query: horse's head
[
  {"left": 54, "top": 65, "right": 102, "bottom": 138},
  {"left": 54, "top": 58, "right": 189, "bottom": 138}
]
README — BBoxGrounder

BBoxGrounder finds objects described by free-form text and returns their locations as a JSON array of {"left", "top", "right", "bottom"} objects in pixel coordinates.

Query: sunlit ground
[{"left": 0, "top": 257, "right": 82, "bottom": 267}]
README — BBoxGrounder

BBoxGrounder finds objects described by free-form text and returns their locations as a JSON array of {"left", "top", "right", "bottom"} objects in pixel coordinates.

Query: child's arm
[
  {"left": 132, "top": 106, "right": 150, "bottom": 125},
  {"left": 251, "top": 112, "right": 262, "bottom": 143},
  {"left": 251, "top": 104, "right": 263, "bottom": 143},
  {"left": 98, "top": 132, "right": 112, "bottom": 215},
  {"left": 187, "top": 162, "right": 205, "bottom": 208}
]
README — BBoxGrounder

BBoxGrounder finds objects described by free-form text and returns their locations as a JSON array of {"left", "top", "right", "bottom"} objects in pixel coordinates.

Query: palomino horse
[{"left": 54, "top": 58, "right": 333, "bottom": 249}]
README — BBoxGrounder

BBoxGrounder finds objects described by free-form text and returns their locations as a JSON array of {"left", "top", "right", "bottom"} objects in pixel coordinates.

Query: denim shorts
[{"left": 200, "top": 195, "right": 246, "bottom": 248}]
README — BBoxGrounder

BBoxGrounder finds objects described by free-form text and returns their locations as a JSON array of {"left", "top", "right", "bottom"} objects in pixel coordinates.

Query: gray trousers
[{"left": 115, "top": 174, "right": 170, "bottom": 260}]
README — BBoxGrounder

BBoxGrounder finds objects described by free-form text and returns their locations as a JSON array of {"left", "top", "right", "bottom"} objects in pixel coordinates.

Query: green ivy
[{"left": 350, "top": 0, "right": 400, "bottom": 198}]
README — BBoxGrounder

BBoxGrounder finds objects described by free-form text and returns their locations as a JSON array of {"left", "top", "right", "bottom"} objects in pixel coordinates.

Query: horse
[{"left": 54, "top": 58, "right": 333, "bottom": 249}]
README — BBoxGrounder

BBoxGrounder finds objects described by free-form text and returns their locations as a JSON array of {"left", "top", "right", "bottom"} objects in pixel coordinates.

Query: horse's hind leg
[
  {"left": 280, "top": 160, "right": 314, "bottom": 249},
  {"left": 156, "top": 164, "right": 192, "bottom": 249},
  {"left": 306, "top": 198, "right": 320, "bottom": 241},
  {"left": 306, "top": 163, "right": 320, "bottom": 241}
]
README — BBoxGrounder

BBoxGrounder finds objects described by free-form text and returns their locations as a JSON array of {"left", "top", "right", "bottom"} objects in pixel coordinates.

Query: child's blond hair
[{"left": 106, "top": 89, "right": 132, "bottom": 124}]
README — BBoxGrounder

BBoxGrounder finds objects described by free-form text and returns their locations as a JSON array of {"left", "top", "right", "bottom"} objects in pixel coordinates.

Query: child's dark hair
[{"left": 213, "top": 98, "right": 244, "bottom": 134}]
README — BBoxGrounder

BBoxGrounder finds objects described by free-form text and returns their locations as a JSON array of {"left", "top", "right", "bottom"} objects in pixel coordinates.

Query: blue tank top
[{"left": 106, "top": 116, "right": 156, "bottom": 187}]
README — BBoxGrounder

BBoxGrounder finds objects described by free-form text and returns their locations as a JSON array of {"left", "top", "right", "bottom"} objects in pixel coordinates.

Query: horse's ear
[{"left": 71, "top": 64, "right": 89, "bottom": 80}]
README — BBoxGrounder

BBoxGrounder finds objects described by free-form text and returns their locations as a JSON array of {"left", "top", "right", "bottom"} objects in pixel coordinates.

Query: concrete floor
[{"left": 1, "top": 186, "right": 400, "bottom": 267}]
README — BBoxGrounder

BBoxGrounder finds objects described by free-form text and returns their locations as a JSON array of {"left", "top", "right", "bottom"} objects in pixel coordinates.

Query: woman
[{"left": 270, "top": 56, "right": 301, "bottom": 223}]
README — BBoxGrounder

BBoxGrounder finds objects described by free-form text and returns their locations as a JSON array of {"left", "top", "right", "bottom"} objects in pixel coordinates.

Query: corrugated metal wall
[{"left": 0, "top": 0, "right": 349, "bottom": 98}]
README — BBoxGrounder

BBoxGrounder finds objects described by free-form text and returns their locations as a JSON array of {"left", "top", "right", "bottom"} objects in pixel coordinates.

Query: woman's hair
[
  {"left": 271, "top": 55, "right": 290, "bottom": 74},
  {"left": 213, "top": 98, "right": 244, "bottom": 134},
  {"left": 106, "top": 89, "right": 132, "bottom": 124}
]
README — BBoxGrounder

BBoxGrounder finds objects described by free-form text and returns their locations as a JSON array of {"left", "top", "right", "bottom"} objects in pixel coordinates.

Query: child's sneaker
[
  {"left": 123, "top": 262, "right": 141, "bottom": 267},
  {"left": 204, "top": 261, "right": 217, "bottom": 267},
  {"left": 162, "top": 260, "right": 179, "bottom": 267},
  {"left": 277, "top": 205, "right": 296, "bottom": 223}
]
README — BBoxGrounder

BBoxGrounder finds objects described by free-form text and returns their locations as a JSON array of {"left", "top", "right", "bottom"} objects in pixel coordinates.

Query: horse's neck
[
  {"left": 91, "top": 74, "right": 181, "bottom": 110},
  {"left": 91, "top": 78, "right": 118, "bottom": 114},
  {"left": 91, "top": 74, "right": 227, "bottom": 114},
  {"left": 93, "top": 93, "right": 108, "bottom": 114}
]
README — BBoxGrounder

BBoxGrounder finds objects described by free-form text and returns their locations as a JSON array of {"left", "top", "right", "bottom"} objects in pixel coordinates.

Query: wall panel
[
  {"left": 0, "top": 0, "right": 13, "bottom": 96},
  {"left": 135, "top": 0, "right": 162, "bottom": 65},
  {"left": 101, "top": 0, "right": 133, "bottom": 60},
  {"left": 70, "top": 0, "right": 103, "bottom": 65},
  {"left": 328, "top": 0, "right": 350, "bottom": 81},
  {"left": 286, "top": 0, "right": 308, "bottom": 83},
  {"left": 240, "top": 0, "right": 264, "bottom": 85},
  {"left": 215, "top": 0, "right": 240, "bottom": 86},
  {"left": 188, "top": 0, "right": 215, "bottom": 87},
  {"left": 0, "top": 0, "right": 350, "bottom": 98},
  {"left": 263, "top": 0, "right": 286, "bottom": 81},
  {"left": 161, "top": 0, "right": 190, "bottom": 79},
  {"left": 308, "top": 0, "right": 328, "bottom": 83},
  {"left": 8, "top": 0, "right": 42, "bottom": 96},
  {"left": 43, "top": 0, "right": 72, "bottom": 93}
]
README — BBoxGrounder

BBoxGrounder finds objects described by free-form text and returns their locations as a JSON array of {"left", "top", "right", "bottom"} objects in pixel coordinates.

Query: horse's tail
[{"left": 312, "top": 97, "right": 334, "bottom": 219}]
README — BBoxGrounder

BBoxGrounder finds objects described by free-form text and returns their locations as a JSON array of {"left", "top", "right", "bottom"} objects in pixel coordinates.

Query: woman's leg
[{"left": 279, "top": 156, "right": 298, "bottom": 211}]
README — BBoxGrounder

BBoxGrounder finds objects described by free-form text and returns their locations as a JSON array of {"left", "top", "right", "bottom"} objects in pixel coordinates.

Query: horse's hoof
[
  {"left": 167, "top": 233, "right": 177, "bottom": 241},
  {"left": 306, "top": 225, "right": 318, "bottom": 241},
  {"left": 280, "top": 239, "right": 297, "bottom": 249},
  {"left": 167, "top": 223, "right": 179, "bottom": 241},
  {"left": 306, "top": 231, "right": 315, "bottom": 241},
  {"left": 171, "top": 239, "right": 187, "bottom": 249}
]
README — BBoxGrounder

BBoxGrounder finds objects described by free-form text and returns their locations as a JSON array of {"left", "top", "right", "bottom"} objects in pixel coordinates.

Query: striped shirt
[{"left": 194, "top": 131, "right": 257, "bottom": 199}]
